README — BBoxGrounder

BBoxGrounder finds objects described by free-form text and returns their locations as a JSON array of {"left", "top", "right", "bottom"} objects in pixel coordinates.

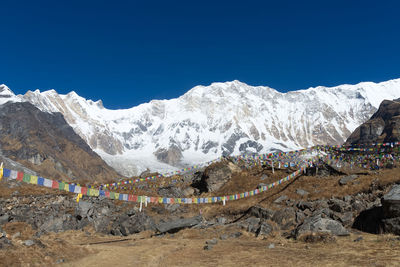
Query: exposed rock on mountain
[
  {"left": 346, "top": 98, "right": 400, "bottom": 144},
  {"left": 0, "top": 101, "right": 121, "bottom": 183},
  {"left": 2, "top": 79, "right": 400, "bottom": 176}
]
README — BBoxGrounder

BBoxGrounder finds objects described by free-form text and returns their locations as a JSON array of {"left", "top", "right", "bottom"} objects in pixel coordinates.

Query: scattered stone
[
  {"left": 354, "top": 236, "right": 363, "bottom": 242},
  {"left": 23, "top": 240, "right": 35, "bottom": 246},
  {"left": 299, "top": 232, "right": 337, "bottom": 243},
  {"left": 219, "top": 234, "right": 228, "bottom": 240},
  {"left": 230, "top": 232, "right": 242, "bottom": 238},
  {"left": 268, "top": 243, "right": 275, "bottom": 249},
  {"left": 206, "top": 238, "right": 218, "bottom": 245},
  {"left": 0, "top": 214, "right": 9, "bottom": 225},
  {"left": 296, "top": 189, "right": 309, "bottom": 196},
  {"left": 260, "top": 174, "right": 269, "bottom": 180},
  {"left": 339, "top": 175, "right": 358, "bottom": 186},
  {"left": 203, "top": 244, "right": 213, "bottom": 250}
]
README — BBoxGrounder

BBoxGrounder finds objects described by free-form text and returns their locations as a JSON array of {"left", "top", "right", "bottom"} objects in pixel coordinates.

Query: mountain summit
[{"left": 2, "top": 79, "right": 400, "bottom": 176}]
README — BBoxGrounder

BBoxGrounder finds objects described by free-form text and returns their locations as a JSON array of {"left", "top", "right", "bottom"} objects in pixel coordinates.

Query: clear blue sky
[{"left": 1, "top": 0, "right": 399, "bottom": 109}]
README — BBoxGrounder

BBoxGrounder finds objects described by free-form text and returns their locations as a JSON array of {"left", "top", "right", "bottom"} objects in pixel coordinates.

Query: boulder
[
  {"left": 296, "top": 215, "right": 349, "bottom": 238},
  {"left": 156, "top": 215, "right": 202, "bottom": 234},
  {"left": 328, "top": 198, "right": 349, "bottom": 213},
  {"left": 257, "top": 221, "right": 273, "bottom": 236},
  {"left": 381, "top": 184, "right": 400, "bottom": 234},
  {"left": 240, "top": 217, "right": 261, "bottom": 233},
  {"left": 296, "top": 189, "right": 309, "bottom": 196},
  {"left": 191, "top": 162, "right": 240, "bottom": 193},
  {"left": 273, "top": 195, "right": 288, "bottom": 204},
  {"left": 339, "top": 175, "right": 358, "bottom": 186},
  {"left": 114, "top": 212, "right": 156, "bottom": 236},
  {"left": 272, "top": 207, "right": 296, "bottom": 228},
  {"left": 0, "top": 214, "right": 9, "bottom": 225},
  {"left": 248, "top": 206, "right": 274, "bottom": 220}
]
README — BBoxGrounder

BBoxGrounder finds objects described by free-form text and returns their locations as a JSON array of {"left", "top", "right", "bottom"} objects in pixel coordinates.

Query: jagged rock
[
  {"left": 257, "top": 221, "right": 273, "bottom": 236},
  {"left": 346, "top": 99, "right": 400, "bottom": 144},
  {"left": 156, "top": 215, "right": 202, "bottom": 234},
  {"left": 113, "top": 212, "right": 156, "bottom": 236},
  {"left": 240, "top": 217, "right": 261, "bottom": 233},
  {"left": 76, "top": 201, "right": 94, "bottom": 219},
  {"left": 248, "top": 206, "right": 274, "bottom": 220},
  {"left": 297, "top": 201, "right": 313, "bottom": 211},
  {"left": 296, "top": 189, "right": 309, "bottom": 196},
  {"left": 339, "top": 175, "right": 358, "bottom": 186},
  {"left": 328, "top": 198, "right": 349, "bottom": 213},
  {"left": 272, "top": 207, "right": 296, "bottom": 228},
  {"left": 381, "top": 184, "right": 400, "bottom": 235},
  {"left": 191, "top": 162, "right": 239, "bottom": 193},
  {"left": 335, "top": 212, "right": 354, "bottom": 227},
  {"left": 273, "top": 195, "right": 288, "bottom": 204},
  {"left": 23, "top": 240, "right": 35, "bottom": 246},
  {"left": 296, "top": 215, "right": 349, "bottom": 238},
  {"left": 157, "top": 185, "right": 185, "bottom": 198},
  {"left": 206, "top": 238, "right": 218, "bottom": 245}
]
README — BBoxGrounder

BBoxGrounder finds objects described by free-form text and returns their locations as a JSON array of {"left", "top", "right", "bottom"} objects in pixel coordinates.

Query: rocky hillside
[
  {"left": 2, "top": 79, "right": 398, "bottom": 176},
  {"left": 0, "top": 101, "right": 122, "bottom": 184},
  {"left": 346, "top": 98, "right": 400, "bottom": 144}
]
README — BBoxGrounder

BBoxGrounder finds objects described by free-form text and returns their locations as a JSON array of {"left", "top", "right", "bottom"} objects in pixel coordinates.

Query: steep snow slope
[{"left": 3, "top": 79, "right": 400, "bottom": 176}]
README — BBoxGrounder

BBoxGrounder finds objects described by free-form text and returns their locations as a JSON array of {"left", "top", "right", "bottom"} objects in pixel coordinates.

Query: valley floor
[{"left": 1, "top": 226, "right": 400, "bottom": 267}]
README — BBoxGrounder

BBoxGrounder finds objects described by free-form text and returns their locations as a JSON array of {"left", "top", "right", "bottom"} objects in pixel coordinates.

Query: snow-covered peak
[
  {"left": 0, "top": 84, "right": 22, "bottom": 105},
  {"left": 14, "top": 78, "right": 400, "bottom": 176}
]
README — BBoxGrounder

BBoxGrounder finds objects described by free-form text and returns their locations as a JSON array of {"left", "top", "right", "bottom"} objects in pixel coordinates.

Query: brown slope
[
  {"left": 346, "top": 98, "right": 400, "bottom": 144},
  {"left": 0, "top": 101, "right": 122, "bottom": 184}
]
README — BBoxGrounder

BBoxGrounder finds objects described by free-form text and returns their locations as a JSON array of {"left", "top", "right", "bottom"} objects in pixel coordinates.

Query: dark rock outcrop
[
  {"left": 295, "top": 215, "right": 349, "bottom": 238},
  {"left": 381, "top": 184, "right": 400, "bottom": 235},
  {"left": 346, "top": 99, "right": 400, "bottom": 144},
  {"left": 0, "top": 101, "right": 122, "bottom": 183},
  {"left": 191, "top": 161, "right": 240, "bottom": 193},
  {"left": 155, "top": 215, "right": 202, "bottom": 234}
]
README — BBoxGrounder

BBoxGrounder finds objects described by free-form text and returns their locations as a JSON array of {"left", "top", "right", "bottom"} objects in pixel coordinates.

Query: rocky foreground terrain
[{"left": 1, "top": 159, "right": 400, "bottom": 266}]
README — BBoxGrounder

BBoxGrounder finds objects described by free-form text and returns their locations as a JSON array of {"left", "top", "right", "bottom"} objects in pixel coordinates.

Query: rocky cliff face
[
  {"left": 0, "top": 101, "right": 122, "bottom": 183},
  {"left": 346, "top": 99, "right": 400, "bottom": 144}
]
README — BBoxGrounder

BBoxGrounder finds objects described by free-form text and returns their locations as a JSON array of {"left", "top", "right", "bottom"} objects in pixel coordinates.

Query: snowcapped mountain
[{"left": 2, "top": 79, "right": 400, "bottom": 176}]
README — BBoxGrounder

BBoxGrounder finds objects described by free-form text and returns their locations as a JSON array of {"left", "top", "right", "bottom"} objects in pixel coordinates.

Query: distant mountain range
[{"left": 1, "top": 79, "right": 400, "bottom": 176}]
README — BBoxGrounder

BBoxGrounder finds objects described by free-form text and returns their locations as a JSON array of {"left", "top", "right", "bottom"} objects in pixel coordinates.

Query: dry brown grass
[{"left": 1, "top": 165, "right": 400, "bottom": 266}]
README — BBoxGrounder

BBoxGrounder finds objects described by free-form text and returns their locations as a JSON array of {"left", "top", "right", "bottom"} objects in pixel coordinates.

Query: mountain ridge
[{"left": 2, "top": 78, "right": 400, "bottom": 176}]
